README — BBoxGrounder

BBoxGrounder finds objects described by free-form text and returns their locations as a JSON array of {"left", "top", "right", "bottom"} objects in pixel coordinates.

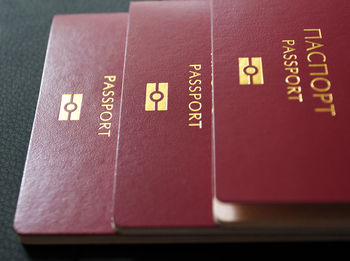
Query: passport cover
[
  {"left": 113, "top": 1, "right": 215, "bottom": 231},
  {"left": 14, "top": 13, "right": 128, "bottom": 238},
  {"left": 212, "top": 0, "right": 350, "bottom": 205}
]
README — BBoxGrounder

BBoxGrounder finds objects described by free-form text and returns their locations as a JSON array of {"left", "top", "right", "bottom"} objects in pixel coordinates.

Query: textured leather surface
[
  {"left": 1, "top": 0, "right": 348, "bottom": 259},
  {"left": 0, "top": 0, "right": 129, "bottom": 259},
  {"left": 212, "top": 0, "right": 350, "bottom": 203},
  {"left": 114, "top": 1, "right": 214, "bottom": 229},
  {"left": 13, "top": 13, "right": 127, "bottom": 235}
]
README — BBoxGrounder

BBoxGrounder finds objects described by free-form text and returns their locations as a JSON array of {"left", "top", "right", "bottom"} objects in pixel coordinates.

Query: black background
[{"left": 0, "top": 0, "right": 349, "bottom": 260}]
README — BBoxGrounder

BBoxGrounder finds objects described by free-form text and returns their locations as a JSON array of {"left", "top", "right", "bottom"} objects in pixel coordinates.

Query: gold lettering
[
  {"left": 305, "top": 40, "right": 324, "bottom": 52},
  {"left": 102, "top": 97, "right": 114, "bottom": 104},
  {"left": 309, "top": 63, "right": 328, "bottom": 76},
  {"left": 304, "top": 29, "right": 322, "bottom": 39},
  {"left": 100, "top": 111, "right": 112, "bottom": 121},
  {"left": 287, "top": 86, "right": 302, "bottom": 95},
  {"left": 282, "top": 40, "right": 303, "bottom": 103},
  {"left": 285, "top": 75, "right": 300, "bottom": 85},
  {"left": 189, "top": 113, "right": 202, "bottom": 121},
  {"left": 98, "top": 75, "right": 116, "bottom": 136},
  {"left": 188, "top": 65, "right": 203, "bottom": 128},
  {"left": 310, "top": 77, "right": 331, "bottom": 92},
  {"left": 103, "top": 82, "right": 115, "bottom": 90},
  {"left": 189, "top": 93, "right": 201, "bottom": 100},
  {"left": 313, "top": 93, "right": 333, "bottom": 104},
  {"left": 282, "top": 40, "right": 295, "bottom": 46},
  {"left": 103, "top": 90, "right": 114, "bottom": 97},
  {"left": 104, "top": 75, "right": 116, "bottom": 82},
  {"left": 288, "top": 94, "right": 303, "bottom": 102},
  {"left": 189, "top": 79, "right": 201, "bottom": 85},
  {"left": 189, "top": 71, "right": 201, "bottom": 78},
  {"left": 189, "top": 86, "right": 201, "bottom": 92},
  {"left": 283, "top": 54, "right": 298, "bottom": 60},
  {"left": 99, "top": 122, "right": 112, "bottom": 130},
  {"left": 307, "top": 51, "right": 326, "bottom": 63},
  {"left": 98, "top": 130, "right": 111, "bottom": 137},
  {"left": 188, "top": 121, "right": 203, "bottom": 128},
  {"left": 287, "top": 86, "right": 303, "bottom": 102},
  {"left": 304, "top": 30, "right": 336, "bottom": 116},
  {"left": 283, "top": 46, "right": 296, "bottom": 54},
  {"left": 189, "top": 101, "right": 202, "bottom": 112},
  {"left": 189, "top": 64, "right": 201, "bottom": 70},
  {"left": 101, "top": 103, "right": 113, "bottom": 111},
  {"left": 315, "top": 104, "right": 336, "bottom": 116},
  {"left": 284, "top": 65, "right": 299, "bottom": 74}
]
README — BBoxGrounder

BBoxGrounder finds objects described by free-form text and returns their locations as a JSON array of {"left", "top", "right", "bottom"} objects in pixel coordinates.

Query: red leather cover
[
  {"left": 14, "top": 13, "right": 127, "bottom": 235},
  {"left": 212, "top": 0, "right": 350, "bottom": 203},
  {"left": 113, "top": 1, "right": 214, "bottom": 229}
]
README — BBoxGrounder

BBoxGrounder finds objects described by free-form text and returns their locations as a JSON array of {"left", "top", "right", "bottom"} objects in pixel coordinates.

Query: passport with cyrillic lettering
[
  {"left": 113, "top": 1, "right": 215, "bottom": 232},
  {"left": 14, "top": 13, "right": 128, "bottom": 243},
  {"left": 212, "top": 0, "right": 350, "bottom": 227},
  {"left": 14, "top": 0, "right": 350, "bottom": 244}
]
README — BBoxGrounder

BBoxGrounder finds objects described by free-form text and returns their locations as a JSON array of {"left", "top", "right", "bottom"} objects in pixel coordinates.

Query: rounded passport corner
[
  {"left": 13, "top": 219, "right": 29, "bottom": 243},
  {"left": 13, "top": 223, "right": 21, "bottom": 236},
  {"left": 13, "top": 215, "right": 39, "bottom": 243},
  {"left": 212, "top": 196, "right": 239, "bottom": 226}
]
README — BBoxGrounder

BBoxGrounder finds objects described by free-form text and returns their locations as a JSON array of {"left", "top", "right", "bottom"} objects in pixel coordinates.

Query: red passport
[
  {"left": 211, "top": 0, "right": 350, "bottom": 227},
  {"left": 113, "top": 1, "right": 215, "bottom": 232},
  {"left": 14, "top": 13, "right": 128, "bottom": 243},
  {"left": 14, "top": 1, "right": 350, "bottom": 243}
]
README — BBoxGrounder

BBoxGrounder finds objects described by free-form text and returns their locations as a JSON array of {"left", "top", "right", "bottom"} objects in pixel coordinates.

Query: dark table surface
[{"left": 0, "top": 0, "right": 349, "bottom": 260}]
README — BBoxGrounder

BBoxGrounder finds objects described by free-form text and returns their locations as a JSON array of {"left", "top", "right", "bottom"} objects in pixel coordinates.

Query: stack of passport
[{"left": 14, "top": 0, "right": 350, "bottom": 244}]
